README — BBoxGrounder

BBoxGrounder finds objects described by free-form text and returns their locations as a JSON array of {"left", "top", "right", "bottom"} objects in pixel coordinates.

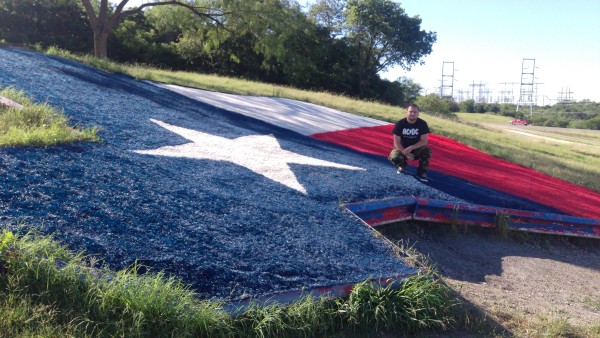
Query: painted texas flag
[
  {"left": 1, "top": 47, "right": 447, "bottom": 301},
  {"left": 1, "top": 47, "right": 599, "bottom": 305},
  {"left": 157, "top": 83, "right": 600, "bottom": 221}
]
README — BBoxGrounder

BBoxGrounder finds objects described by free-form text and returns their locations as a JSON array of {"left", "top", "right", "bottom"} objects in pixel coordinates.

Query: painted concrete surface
[
  {"left": 152, "top": 82, "right": 388, "bottom": 136},
  {"left": 159, "top": 83, "right": 589, "bottom": 217},
  {"left": 2, "top": 48, "right": 596, "bottom": 303},
  {"left": 1, "top": 48, "right": 449, "bottom": 300}
]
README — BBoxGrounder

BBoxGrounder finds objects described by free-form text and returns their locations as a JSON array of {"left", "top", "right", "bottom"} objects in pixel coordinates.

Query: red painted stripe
[
  {"left": 311, "top": 124, "right": 600, "bottom": 219},
  {"left": 228, "top": 272, "right": 416, "bottom": 311}
]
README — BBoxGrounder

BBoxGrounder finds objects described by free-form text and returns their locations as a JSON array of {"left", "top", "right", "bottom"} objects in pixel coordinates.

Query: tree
[
  {"left": 0, "top": 0, "right": 91, "bottom": 52},
  {"left": 583, "top": 114, "right": 600, "bottom": 130},
  {"left": 395, "top": 76, "right": 422, "bottom": 105},
  {"left": 108, "top": 10, "right": 181, "bottom": 67},
  {"left": 416, "top": 94, "right": 454, "bottom": 117},
  {"left": 343, "top": 0, "right": 436, "bottom": 96},
  {"left": 459, "top": 99, "right": 475, "bottom": 113},
  {"left": 140, "top": 0, "right": 311, "bottom": 81},
  {"left": 308, "top": 0, "right": 345, "bottom": 36},
  {"left": 79, "top": 0, "right": 229, "bottom": 58}
]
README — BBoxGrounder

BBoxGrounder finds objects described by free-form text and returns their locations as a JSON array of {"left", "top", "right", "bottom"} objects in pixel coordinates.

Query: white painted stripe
[
  {"left": 0, "top": 95, "right": 24, "bottom": 110},
  {"left": 151, "top": 82, "right": 388, "bottom": 136},
  {"left": 134, "top": 119, "right": 364, "bottom": 195}
]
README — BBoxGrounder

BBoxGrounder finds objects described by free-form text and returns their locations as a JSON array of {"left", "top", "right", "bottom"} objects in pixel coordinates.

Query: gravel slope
[{"left": 0, "top": 48, "right": 460, "bottom": 300}]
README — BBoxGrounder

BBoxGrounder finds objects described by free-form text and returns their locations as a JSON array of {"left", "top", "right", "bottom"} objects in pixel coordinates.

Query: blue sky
[
  {"left": 116, "top": 0, "right": 600, "bottom": 103},
  {"left": 380, "top": 0, "right": 600, "bottom": 104}
]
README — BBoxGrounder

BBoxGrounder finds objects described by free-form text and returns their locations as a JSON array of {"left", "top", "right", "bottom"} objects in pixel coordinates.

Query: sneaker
[
  {"left": 396, "top": 166, "right": 405, "bottom": 174},
  {"left": 416, "top": 172, "right": 428, "bottom": 182}
]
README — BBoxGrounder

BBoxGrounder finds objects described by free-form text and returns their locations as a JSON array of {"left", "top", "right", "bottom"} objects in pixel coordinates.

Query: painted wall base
[{"left": 345, "top": 196, "right": 600, "bottom": 239}]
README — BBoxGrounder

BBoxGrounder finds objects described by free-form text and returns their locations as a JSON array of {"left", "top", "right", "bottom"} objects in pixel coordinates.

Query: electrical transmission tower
[
  {"left": 481, "top": 86, "right": 492, "bottom": 103},
  {"left": 469, "top": 81, "right": 486, "bottom": 103},
  {"left": 558, "top": 87, "right": 575, "bottom": 103},
  {"left": 440, "top": 61, "right": 455, "bottom": 99},
  {"left": 516, "top": 58, "right": 536, "bottom": 117},
  {"left": 499, "top": 82, "right": 519, "bottom": 103}
]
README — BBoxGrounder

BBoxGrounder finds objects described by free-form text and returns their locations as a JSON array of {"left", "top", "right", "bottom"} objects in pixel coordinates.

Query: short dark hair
[{"left": 407, "top": 103, "right": 420, "bottom": 110}]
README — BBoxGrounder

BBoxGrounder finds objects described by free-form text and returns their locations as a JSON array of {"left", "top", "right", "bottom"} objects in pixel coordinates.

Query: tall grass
[
  {"left": 0, "top": 228, "right": 457, "bottom": 337},
  {"left": 0, "top": 86, "right": 99, "bottom": 147},
  {"left": 44, "top": 45, "right": 128, "bottom": 74},
  {"left": 453, "top": 114, "right": 600, "bottom": 191}
]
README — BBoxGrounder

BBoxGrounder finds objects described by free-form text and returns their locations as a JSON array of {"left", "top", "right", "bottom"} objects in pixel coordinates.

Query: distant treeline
[
  {"left": 0, "top": 0, "right": 436, "bottom": 107},
  {"left": 416, "top": 94, "right": 600, "bottom": 130},
  {"left": 458, "top": 99, "right": 600, "bottom": 129}
]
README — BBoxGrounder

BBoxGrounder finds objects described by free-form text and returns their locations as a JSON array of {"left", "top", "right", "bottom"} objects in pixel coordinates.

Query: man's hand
[{"left": 400, "top": 147, "right": 414, "bottom": 161}]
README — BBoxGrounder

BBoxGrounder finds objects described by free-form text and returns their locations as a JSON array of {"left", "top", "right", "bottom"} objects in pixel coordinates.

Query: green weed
[
  {"left": 0, "top": 86, "right": 99, "bottom": 147},
  {"left": 0, "top": 228, "right": 459, "bottom": 337},
  {"left": 494, "top": 212, "right": 511, "bottom": 239}
]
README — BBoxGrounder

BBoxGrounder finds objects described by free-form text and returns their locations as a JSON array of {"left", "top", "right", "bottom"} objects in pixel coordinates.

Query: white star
[{"left": 133, "top": 119, "right": 365, "bottom": 194}]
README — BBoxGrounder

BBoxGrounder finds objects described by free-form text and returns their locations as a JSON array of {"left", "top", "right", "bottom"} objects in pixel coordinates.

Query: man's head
[{"left": 406, "top": 103, "right": 420, "bottom": 123}]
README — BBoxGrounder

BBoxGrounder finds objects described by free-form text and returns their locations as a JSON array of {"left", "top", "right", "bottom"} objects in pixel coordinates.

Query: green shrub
[
  {"left": 583, "top": 114, "right": 600, "bottom": 130},
  {"left": 416, "top": 94, "right": 456, "bottom": 117}
]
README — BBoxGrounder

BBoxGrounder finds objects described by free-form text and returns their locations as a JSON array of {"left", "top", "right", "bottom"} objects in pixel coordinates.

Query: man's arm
[
  {"left": 401, "top": 134, "right": 428, "bottom": 156},
  {"left": 393, "top": 134, "right": 404, "bottom": 151}
]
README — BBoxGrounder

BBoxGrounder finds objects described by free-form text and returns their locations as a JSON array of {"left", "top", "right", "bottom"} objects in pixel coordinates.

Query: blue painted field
[{"left": 0, "top": 48, "right": 449, "bottom": 300}]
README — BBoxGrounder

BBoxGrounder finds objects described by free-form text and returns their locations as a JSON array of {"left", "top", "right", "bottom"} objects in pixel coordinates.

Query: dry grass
[{"left": 489, "top": 309, "right": 600, "bottom": 338}]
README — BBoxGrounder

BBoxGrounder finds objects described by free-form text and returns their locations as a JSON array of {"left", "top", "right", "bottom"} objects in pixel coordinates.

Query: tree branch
[
  {"left": 110, "top": 1, "right": 232, "bottom": 32},
  {"left": 80, "top": 0, "right": 98, "bottom": 26}
]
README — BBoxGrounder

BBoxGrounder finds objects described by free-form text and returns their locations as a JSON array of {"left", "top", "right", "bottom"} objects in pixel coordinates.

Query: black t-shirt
[{"left": 392, "top": 118, "right": 430, "bottom": 148}]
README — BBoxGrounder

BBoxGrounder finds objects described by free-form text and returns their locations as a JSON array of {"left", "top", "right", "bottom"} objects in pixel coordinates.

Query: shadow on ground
[
  {"left": 377, "top": 222, "right": 600, "bottom": 336},
  {"left": 379, "top": 221, "right": 600, "bottom": 284}
]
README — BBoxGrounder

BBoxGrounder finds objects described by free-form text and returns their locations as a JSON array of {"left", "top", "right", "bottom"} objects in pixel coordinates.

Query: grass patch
[
  {"left": 583, "top": 296, "right": 600, "bottom": 313},
  {"left": 0, "top": 86, "right": 99, "bottom": 147},
  {"left": 44, "top": 45, "right": 128, "bottom": 74},
  {"left": 501, "top": 312, "right": 600, "bottom": 338},
  {"left": 0, "top": 228, "right": 458, "bottom": 337},
  {"left": 455, "top": 113, "right": 512, "bottom": 124}
]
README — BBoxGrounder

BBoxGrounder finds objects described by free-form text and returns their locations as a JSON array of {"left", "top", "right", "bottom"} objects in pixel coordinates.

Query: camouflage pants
[{"left": 389, "top": 145, "right": 431, "bottom": 174}]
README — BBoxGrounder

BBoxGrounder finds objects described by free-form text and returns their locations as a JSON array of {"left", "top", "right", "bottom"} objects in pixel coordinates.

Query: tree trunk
[{"left": 93, "top": 30, "right": 109, "bottom": 58}]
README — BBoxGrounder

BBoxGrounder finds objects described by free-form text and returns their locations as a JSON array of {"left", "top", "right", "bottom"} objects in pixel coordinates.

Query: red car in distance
[{"left": 510, "top": 118, "right": 529, "bottom": 126}]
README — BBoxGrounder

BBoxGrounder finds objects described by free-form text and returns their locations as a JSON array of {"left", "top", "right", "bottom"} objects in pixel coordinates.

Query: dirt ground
[
  {"left": 374, "top": 122, "right": 600, "bottom": 335},
  {"left": 379, "top": 222, "right": 600, "bottom": 334}
]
